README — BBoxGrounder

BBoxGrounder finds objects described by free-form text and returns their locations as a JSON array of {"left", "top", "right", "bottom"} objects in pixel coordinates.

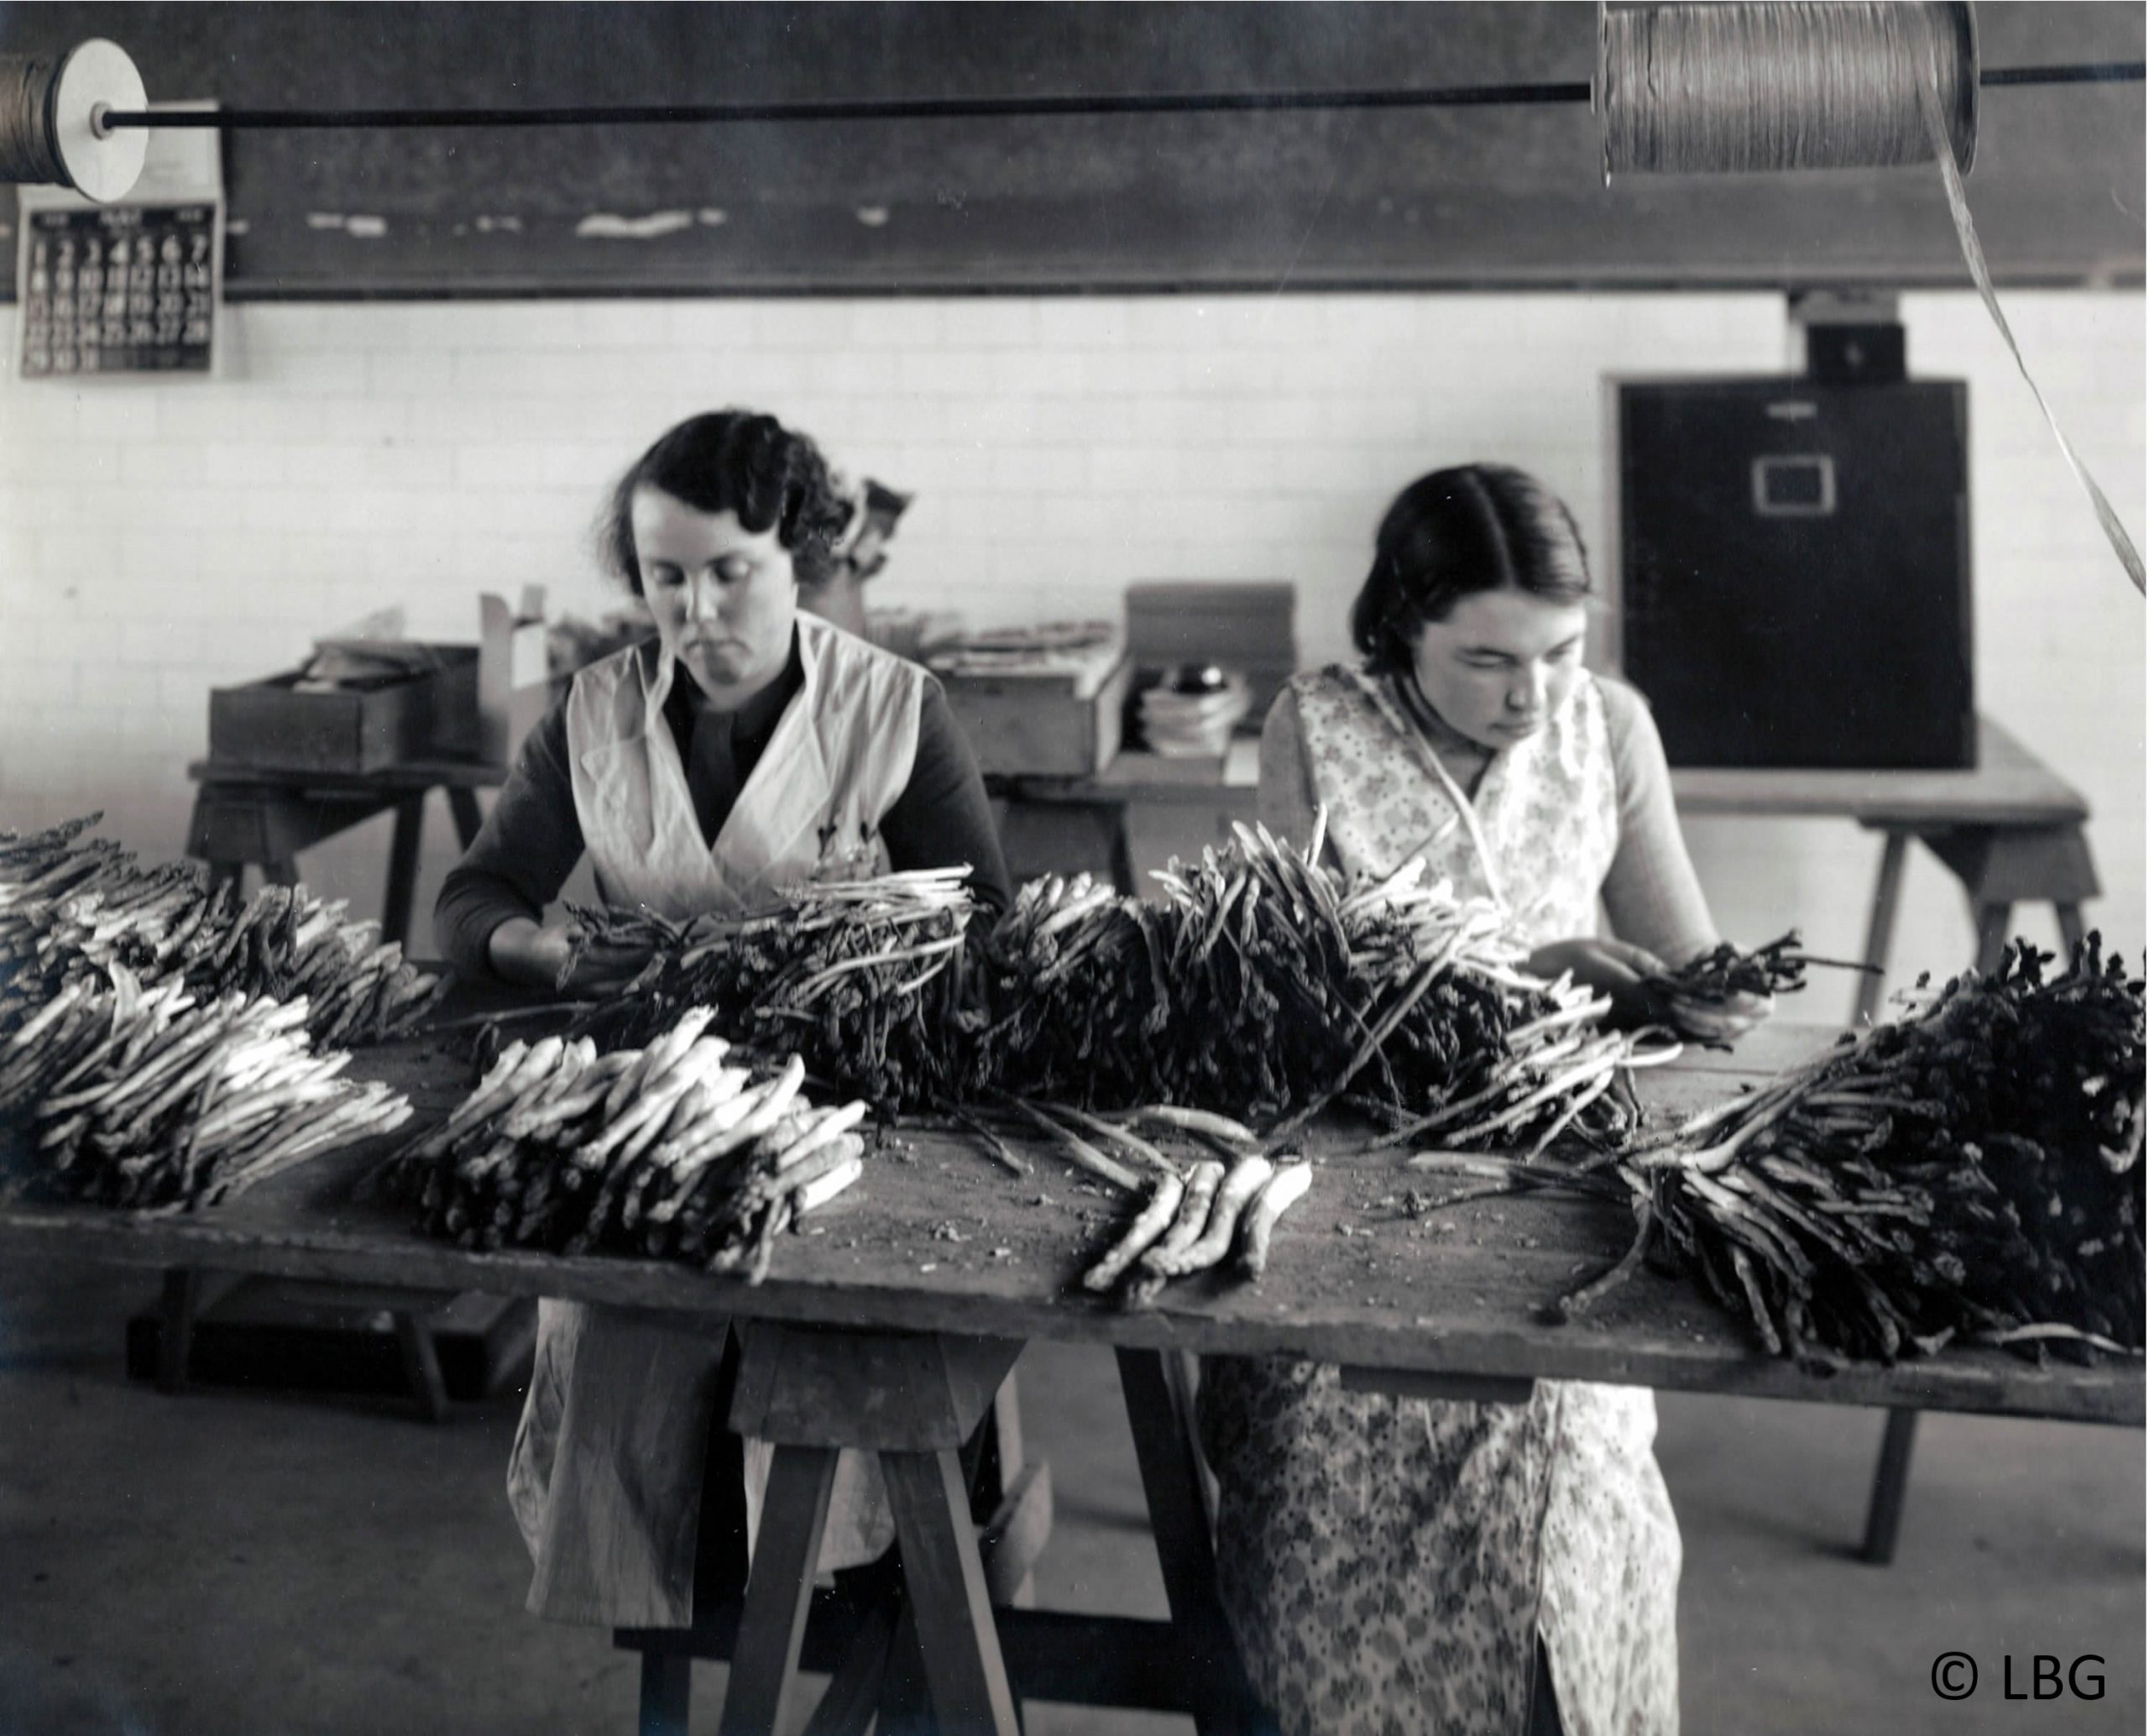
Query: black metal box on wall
[{"left": 1608, "top": 378, "right": 1975, "bottom": 770}]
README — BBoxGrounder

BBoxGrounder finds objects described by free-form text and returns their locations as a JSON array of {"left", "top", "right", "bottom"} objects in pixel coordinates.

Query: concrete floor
[{"left": 0, "top": 1252, "right": 2139, "bottom": 1736}]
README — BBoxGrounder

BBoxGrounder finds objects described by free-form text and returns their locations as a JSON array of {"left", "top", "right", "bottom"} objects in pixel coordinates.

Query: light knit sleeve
[
  {"left": 1597, "top": 677, "right": 1721, "bottom": 967},
  {"left": 1256, "top": 687, "right": 1324, "bottom": 855}
]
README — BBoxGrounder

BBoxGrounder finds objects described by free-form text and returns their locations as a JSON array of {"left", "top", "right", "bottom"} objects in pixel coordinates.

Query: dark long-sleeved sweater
[{"left": 434, "top": 638, "right": 1012, "bottom": 979}]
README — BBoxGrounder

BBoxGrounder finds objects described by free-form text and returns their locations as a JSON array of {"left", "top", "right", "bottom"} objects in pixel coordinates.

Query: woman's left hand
[{"left": 1659, "top": 985, "right": 1775, "bottom": 1045}]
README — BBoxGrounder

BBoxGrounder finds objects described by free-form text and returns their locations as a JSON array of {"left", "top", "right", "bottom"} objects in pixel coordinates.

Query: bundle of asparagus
[
  {"left": 0, "top": 964, "right": 412, "bottom": 1211},
  {"left": 1571, "top": 939, "right": 2145, "bottom": 1367},
  {"left": 976, "top": 818, "right": 1645, "bottom": 1149},
  {"left": 387, "top": 1008, "right": 869, "bottom": 1283},
  {"left": 559, "top": 870, "right": 975, "bottom": 1114},
  {"left": 1012, "top": 1099, "right": 1315, "bottom": 1308},
  {"left": 1640, "top": 928, "right": 1872, "bottom": 1020},
  {"left": 0, "top": 815, "right": 444, "bottom": 1047}
]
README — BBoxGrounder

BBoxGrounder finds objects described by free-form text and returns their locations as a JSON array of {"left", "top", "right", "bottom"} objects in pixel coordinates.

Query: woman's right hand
[
  {"left": 1524, "top": 937, "right": 1672, "bottom": 1028},
  {"left": 487, "top": 917, "right": 652, "bottom": 993}
]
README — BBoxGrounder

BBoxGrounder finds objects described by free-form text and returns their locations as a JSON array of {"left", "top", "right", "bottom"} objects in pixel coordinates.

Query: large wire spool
[
  {"left": 0, "top": 38, "right": 149, "bottom": 202},
  {"left": 1599, "top": 2, "right": 1979, "bottom": 177}
]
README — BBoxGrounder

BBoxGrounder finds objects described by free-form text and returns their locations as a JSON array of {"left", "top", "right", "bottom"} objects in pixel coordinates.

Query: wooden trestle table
[{"left": 0, "top": 1021, "right": 2136, "bottom": 1735}]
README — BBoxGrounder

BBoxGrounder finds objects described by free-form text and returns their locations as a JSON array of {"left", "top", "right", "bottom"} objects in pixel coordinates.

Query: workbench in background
[{"left": 1000, "top": 715, "right": 2097, "bottom": 1027}]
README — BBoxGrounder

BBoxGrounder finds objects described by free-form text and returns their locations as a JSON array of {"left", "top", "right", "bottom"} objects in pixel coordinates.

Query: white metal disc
[{"left": 52, "top": 37, "right": 148, "bottom": 202}]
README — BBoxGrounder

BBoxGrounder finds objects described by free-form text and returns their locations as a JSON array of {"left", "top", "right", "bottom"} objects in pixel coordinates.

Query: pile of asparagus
[
  {"left": 1010, "top": 1100, "right": 1315, "bottom": 1307},
  {"left": 1571, "top": 938, "right": 2146, "bottom": 1366},
  {"left": 0, "top": 964, "right": 412, "bottom": 1211},
  {"left": 0, "top": 815, "right": 444, "bottom": 1048},
  {"left": 386, "top": 1008, "right": 868, "bottom": 1282},
  {"left": 560, "top": 869, "right": 975, "bottom": 1114},
  {"left": 976, "top": 819, "right": 1648, "bottom": 1148}
]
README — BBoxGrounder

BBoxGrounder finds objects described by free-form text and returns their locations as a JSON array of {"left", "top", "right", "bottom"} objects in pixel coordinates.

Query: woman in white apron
[
  {"left": 432, "top": 410, "right": 1011, "bottom": 1629},
  {"left": 1199, "top": 464, "right": 1769, "bottom": 1736}
]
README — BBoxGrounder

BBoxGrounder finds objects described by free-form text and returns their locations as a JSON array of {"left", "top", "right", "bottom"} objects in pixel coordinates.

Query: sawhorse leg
[
  {"left": 390, "top": 1309, "right": 452, "bottom": 1423},
  {"left": 447, "top": 785, "right": 485, "bottom": 850},
  {"left": 1862, "top": 1409, "right": 1921, "bottom": 1565},
  {"left": 717, "top": 1445, "right": 843, "bottom": 1736},
  {"left": 1856, "top": 830, "right": 1910, "bottom": 1026},
  {"left": 1116, "top": 1347, "right": 1270, "bottom": 1736},
  {"left": 382, "top": 794, "right": 426, "bottom": 949},
  {"left": 711, "top": 1325, "right": 1024, "bottom": 1736},
  {"left": 158, "top": 1268, "right": 201, "bottom": 1394}
]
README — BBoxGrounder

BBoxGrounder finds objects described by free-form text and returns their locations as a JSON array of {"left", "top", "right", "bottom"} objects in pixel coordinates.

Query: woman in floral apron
[
  {"left": 1200, "top": 464, "right": 1770, "bottom": 1736},
  {"left": 432, "top": 410, "right": 1010, "bottom": 1628}
]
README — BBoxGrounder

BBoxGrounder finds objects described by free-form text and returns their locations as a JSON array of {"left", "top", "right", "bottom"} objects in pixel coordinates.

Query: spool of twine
[
  {"left": 1599, "top": 2, "right": 1978, "bottom": 176},
  {"left": 0, "top": 55, "right": 71, "bottom": 186},
  {"left": 0, "top": 39, "right": 149, "bottom": 201}
]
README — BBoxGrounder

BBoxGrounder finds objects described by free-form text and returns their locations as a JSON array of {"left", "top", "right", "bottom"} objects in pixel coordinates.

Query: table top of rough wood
[{"left": 1, "top": 1020, "right": 2136, "bottom": 1426}]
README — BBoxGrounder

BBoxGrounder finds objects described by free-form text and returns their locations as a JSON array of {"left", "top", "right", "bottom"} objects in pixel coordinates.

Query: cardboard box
[
  {"left": 935, "top": 641, "right": 1132, "bottom": 777},
  {"left": 478, "top": 591, "right": 559, "bottom": 768},
  {"left": 207, "top": 645, "right": 478, "bottom": 772}
]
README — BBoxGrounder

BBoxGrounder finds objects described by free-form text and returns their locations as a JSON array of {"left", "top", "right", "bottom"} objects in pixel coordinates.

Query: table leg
[
  {"left": 638, "top": 1653, "right": 693, "bottom": 1736},
  {"left": 1861, "top": 1409, "right": 1921, "bottom": 1566},
  {"left": 1115, "top": 1347, "right": 1268, "bottom": 1736},
  {"left": 2057, "top": 903, "right": 2087, "bottom": 953},
  {"left": 158, "top": 1267, "right": 201, "bottom": 1394},
  {"left": 1973, "top": 902, "right": 2015, "bottom": 975},
  {"left": 447, "top": 785, "right": 485, "bottom": 850},
  {"left": 880, "top": 1447, "right": 1022, "bottom": 1736},
  {"left": 391, "top": 1310, "right": 451, "bottom": 1423},
  {"left": 1856, "top": 830, "right": 1910, "bottom": 1026},
  {"left": 801, "top": 1594, "right": 902, "bottom": 1736},
  {"left": 716, "top": 1443, "right": 840, "bottom": 1736},
  {"left": 383, "top": 793, "right": 426, "bottom": 949}
]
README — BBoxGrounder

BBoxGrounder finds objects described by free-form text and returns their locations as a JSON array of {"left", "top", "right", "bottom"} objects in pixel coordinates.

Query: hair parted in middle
[
  {"left": 600, "top": 410, "right": 854, "bottom": 593},
  {"left": 1350, "top": 463, "right": 1594, "bottom": 675}
]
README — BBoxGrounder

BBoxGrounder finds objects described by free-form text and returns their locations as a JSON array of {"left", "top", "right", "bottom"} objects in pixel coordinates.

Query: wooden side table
[{"left": 183, "top": 756, "right": 505, "bottom": 947}]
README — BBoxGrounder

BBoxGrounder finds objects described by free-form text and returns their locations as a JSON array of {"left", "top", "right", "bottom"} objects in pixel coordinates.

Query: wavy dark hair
[
  {"left": 1350, "top": 464, "right": 1593, "bottom": 675},
  {"left": 600, "top": 410, "right": 852, "bottom": 593}
]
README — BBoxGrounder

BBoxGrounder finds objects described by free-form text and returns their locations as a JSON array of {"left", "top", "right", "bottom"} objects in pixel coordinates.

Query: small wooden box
[
  {"left": 937, "top": 652, "right": 1132, "bottom": 778},
  {"left": 208, "top": 646, "right": 480, "bottom": 772}
]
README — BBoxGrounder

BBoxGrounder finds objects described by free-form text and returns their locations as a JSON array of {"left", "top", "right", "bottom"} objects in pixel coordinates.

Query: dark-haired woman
[
  {"left": 435, "top": 409, "right": 1010, "bottom": 1629},
  {"left": 1200, "top": 465, "right": 1768, "bottom": 1736}
]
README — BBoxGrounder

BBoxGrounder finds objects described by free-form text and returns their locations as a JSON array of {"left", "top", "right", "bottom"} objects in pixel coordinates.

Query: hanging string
[
  {"left": 1599, "top": 2, "right": 1977, "bottom": 176},
  {"left": 1914, "top": 47, "right": 2146, "bottom": 594},
  {"left": 0, "top": 55, "right": 70, "bottom": 186}
]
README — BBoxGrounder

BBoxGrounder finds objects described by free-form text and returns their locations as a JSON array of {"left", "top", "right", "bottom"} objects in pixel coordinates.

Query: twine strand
[{"left": 1914, "top": 44, "right": 2146, "bottom": 593}]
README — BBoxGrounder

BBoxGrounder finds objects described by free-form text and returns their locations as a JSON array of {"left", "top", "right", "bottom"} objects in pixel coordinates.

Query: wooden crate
[
  {"left": 208, "top": 646, "right": 479, "bottom": 772},
  {"left": 939, "top": 655, "right": 1132, "bottom": 777}
]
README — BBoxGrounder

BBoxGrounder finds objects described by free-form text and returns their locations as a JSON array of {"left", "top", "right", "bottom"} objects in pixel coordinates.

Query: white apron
[
  {"left": 1201, "top": 665, "right": 1681, "bottom": 1736},
  {"left": 507, "top": 615, "right": 924, "bottom": 1628}
]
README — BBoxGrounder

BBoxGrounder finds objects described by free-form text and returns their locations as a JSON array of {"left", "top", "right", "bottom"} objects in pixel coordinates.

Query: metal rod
[
  {"left": 94, "top": 60, "right": 2146, "bottom": 133},
  {"left": 1979, "top": 60, "right": 2145, "bottom": 86},
  {"left": 100, "top": 81, "right": 1595, "bottom": 129}
]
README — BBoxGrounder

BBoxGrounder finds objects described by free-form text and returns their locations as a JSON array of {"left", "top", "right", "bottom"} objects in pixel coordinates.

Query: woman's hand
[
  {"left": 1659, "top": 984, "right": 1775, "bottom": 1046},
  {"left": 1524, "top": 937, "right": 1774, "bottom": 1043},
  {"left": 1525, "top": 938, "right": 1671, "bottom": 1028},
  {"left": 486, "top": 917, "right": 653, "bottom": 994}
]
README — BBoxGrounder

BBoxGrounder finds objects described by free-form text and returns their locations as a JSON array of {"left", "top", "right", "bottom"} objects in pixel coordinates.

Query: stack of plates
[{"left": 1137, "top": 671, "right": 1252, "bottom": 758}]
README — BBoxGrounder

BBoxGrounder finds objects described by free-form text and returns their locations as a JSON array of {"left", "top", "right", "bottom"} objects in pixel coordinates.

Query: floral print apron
[
  {"left": 507, "top": 616, "right": 923, "bottom": 1628},
  {"left": 1200, "top": 663, "right": 1681, "bottom": 1736}
]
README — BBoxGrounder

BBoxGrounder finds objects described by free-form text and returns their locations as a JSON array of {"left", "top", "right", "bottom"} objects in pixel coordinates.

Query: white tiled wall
[{"left": 1, "top": 290, "right": 2141, "bottom": 1013}]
